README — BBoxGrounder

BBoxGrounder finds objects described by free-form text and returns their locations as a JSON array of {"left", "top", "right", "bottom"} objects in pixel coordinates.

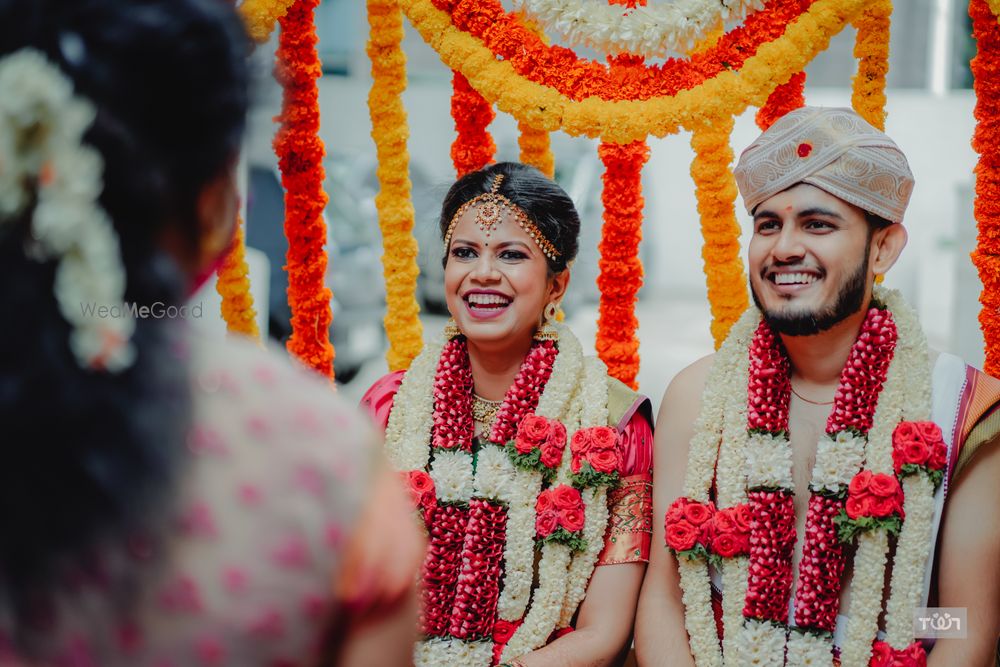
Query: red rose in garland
[
  {"left": 665, "top": 518, "right": 700, "bottom": 552},
  {"left": 708, "top": 505, "right": 751, "bottom": 559},
  {"left": 406, "top": 470, "right": 437, "bottom": 521},
  {"left": 837, "top": 470, "right": 905, "bottom": 543},
  {"left": 569, "top": 425, "right": 622, "bottom": 487},
  {"left": 869, "top": 639, "right": 927, "bottom": 667},
  {"left": 664, "top": 498, "right": 716, "bottom": 557},
  {"left": 535, "top": 485, "right": 587, "bottom": 552},
  {"left": 892, "top": 420, "right": 947, "bottom": 488},
  {"left": 508, "top": 413, "right": 568, "bottom": 478}
]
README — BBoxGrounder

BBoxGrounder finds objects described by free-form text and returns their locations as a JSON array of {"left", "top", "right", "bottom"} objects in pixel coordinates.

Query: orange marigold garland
[
  {"left": 851, "top": 0, "right": 892, "bottom": 130},
  {"left": 451, "top": 72, "right": 496, "bottom": 177},
  {"left": 432, "top": 0, "right": 815, "bottom": 102},
  {"left": 971, "top": 0, "right": 1000, "bottom": 375},
  {"left": 274, "top": 0, "right": 334, "bottom": 378},
  {"left": 238, "top": 0, "right": 297, "bottom": 43},
  {"left": 756, "top": 71, "right": 807, "bottom": 130},
  {"left": 690, "top": 115, "right": 749, "bottom": 348},
  {"left": 368, "top": 0, "right": 424, "bottom": 370},
  {"left": 518, "top": 122, "right": 555, "bottom": 179},
  {"left": 216, "top": 214, "right": 261, "bottom": 341},
  {"left": 596, "top": 136, "right": 648, "bottom": 390}
]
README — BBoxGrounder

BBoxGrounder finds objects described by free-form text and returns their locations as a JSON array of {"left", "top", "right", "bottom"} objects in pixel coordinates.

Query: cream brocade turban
[{"left": 733, "top": 107, "right": 915, "bottom": 224}]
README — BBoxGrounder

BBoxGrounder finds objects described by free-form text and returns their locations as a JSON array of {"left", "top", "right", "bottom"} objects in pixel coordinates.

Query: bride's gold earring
[
  {"left": 533, "top": 302, "right": 560, "bottom": 342},
  {"left": 444, "top": 318, "right": 462, "bottom": 340}
]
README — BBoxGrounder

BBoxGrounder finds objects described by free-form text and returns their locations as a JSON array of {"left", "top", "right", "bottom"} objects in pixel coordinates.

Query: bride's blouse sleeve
[
  {"left": 597, "top": 398, "right": 654, "bottom": 566},
  {"left": 359, "top": 370, "right": 406, "bottom": 432}
]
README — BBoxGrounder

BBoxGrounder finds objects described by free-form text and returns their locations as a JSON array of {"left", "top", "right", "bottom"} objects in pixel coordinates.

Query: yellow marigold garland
[
  {"left": 851, "top": 0, "right": 892, "bottom": 130},
  {"left": 515, "top": 10, "right": 556, "bottom": 179},
  {"left": 398, "top": 0, "right": 866, "bottom": 143},
  {"left": 988, "top": 0, "right": 1000, "bottom": 22},
  {"left": 518, "top": 122, "right": 555, "bottom": 179},
  {"left": 238, "top": 0, "right": 298, "bottom": 44},
  {"left": 215, "top": 215, "right": 261, "bottom": 341},
  {"left": 690, "top": 115, "right": 749, "bottom": 348},
  {"left": 368, "top": 0, "right": 424, "bottom": 370}
]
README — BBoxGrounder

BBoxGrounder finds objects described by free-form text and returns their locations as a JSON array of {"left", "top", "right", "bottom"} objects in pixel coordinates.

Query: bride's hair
[{"left": 438, "top": 162, "right": 581, "bottom": 273}]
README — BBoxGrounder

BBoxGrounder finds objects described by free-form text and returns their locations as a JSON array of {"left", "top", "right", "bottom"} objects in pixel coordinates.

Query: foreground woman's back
[{"left": 0, "top": 0, "right": 419, "bottom": 663}]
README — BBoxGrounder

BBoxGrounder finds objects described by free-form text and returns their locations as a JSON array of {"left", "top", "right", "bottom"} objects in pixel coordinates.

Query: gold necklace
[
  {"left": 789, "top": 383, "right": 834, "bottom": 406},
  {"left": 472, "top": 393, "right": 503, "bottom": 426}
]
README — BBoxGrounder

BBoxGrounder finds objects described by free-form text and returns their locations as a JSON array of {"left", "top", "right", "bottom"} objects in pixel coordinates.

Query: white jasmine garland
[
  {"left": 389, "top": 322, "right": 620, "bottom": 658},
  {"left": 500, "top": 542, "right": 573, "bottom": 662},
  {"left": 558, "top": 485, "right": 608, "bottom": 627},
  {"left": 840, "top": 530, "right": 891, "bottom": 666},
  {"left": 0, "top": 49, "right": 135, "bottom": 372},
  {"left": 883, "top": 473, "right": 936, "bottom": 647},
  {"left": 679, "top": 558, "right": 723, "bottom": 667},
  {"left": 680, "top": 288, "right": 939, "bottom": 667},
  {"left": 496, "top": 490, "right": 541, "bottom": 620},
  {"left": 785, "top": 628, "right": 833, "bottom": 666},
  {"left": 514, "top": 0, "right": 764, "bottom": 59},
  {"left": 557, "top": 356, "right": 611, "bottom": 626},
  {"left": 811, "top": 431, "right": 867, "bottom": 492},
  {"left": 683, "top": 307, "right": 760, "bottom": 499},
  {"left": 414, "top": 637, "right": 493, "bottom": 667},
  {"left": 737, "top": 618, "right": 785, "bottom": 667},
  {"left": 384, "top": 336, "right": 442, "bottom": 470},
  {"left": 475, "top": 442, "right": 517, "bottom": 501},
  {"left": 429, "top": 449, "right": 475, "bottom": 503},
  {"left": 676, "top": 307, "right": 756, "bottom": 667},
  {"left": 745, "top": 431, "right": 794, "bottom": 490}
]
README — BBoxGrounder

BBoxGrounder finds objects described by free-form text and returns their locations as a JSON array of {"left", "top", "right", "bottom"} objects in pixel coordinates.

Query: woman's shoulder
[
  {"left": 605, "top": 375, "right": 652, "bottom": 430},
  {"left": 187, "top": 332, "right": 377, "bottom": 479},
  {"left": 360, "top": 370, "right": 407, "bottom": 431}
]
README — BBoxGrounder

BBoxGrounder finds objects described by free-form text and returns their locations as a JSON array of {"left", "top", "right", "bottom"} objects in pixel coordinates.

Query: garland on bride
[
  {"left": 386, "top": 322, "right": 625, "bottom": 666},
  {"left": 666, "top": 287, "right": 948, "bottom": 667}
]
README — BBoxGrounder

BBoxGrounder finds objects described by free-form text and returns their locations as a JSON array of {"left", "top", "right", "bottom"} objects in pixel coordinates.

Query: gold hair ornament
[{"left": 443, "top": 173, "right": 561, "bottom": 261}]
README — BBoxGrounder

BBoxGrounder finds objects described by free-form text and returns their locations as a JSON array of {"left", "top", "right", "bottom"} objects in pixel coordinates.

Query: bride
[{"left": 363, "top": 162, "right": 654, "bottom": 666}]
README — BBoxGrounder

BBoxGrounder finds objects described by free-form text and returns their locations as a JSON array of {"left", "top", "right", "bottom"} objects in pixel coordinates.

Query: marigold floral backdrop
[{"left": 228, "top": 0, "right": 1000, "bottom": 385}]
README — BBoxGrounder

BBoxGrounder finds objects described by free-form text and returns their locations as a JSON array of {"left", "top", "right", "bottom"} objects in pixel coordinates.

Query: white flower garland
[
  {"left": 744, "top": 431, "right": 794, "bottom": 489},
  {"left": 712, "top": 310, "right": 755, "bottom": 667},
  {"left": 513, "top": 0, "right": 764, "bottom": 59},
  {"left": 882, "top": 473, "right": 935, "bottom": 646},
  {"left": 876, "top": 287, "right": 935, "bottom": 651},
  {"left": 840, "top": 286, "right": 929, "bottom": 663},
  {"left": 501, "top": 542, "right": 574, "bottom": 661},
  {"left": 676, "top": 306, "right": 758, "bottom": 667},
  {"left": 557, "top": 356, "right": 610, "bottom": 627},
  {"left": 390, "top": 323, "right": 620, "bottom": 664},
  {"left": 430, "top": 448, "right": 476, "bottom": 503},
  {"left": 0, "top": 49, "right": 134, "bottom": 372},
  {"left": 812, "top": 432, "right": 867, "bottom": 492},
  {"left": 679, "top": 288, "right": 939, "bottom": 667},
  {"left": 414, "top": 637, "right": 494, "bottom": 667},
  {"left": 786, "top": 628, "right": 833, "bottom": 666},
  {"left": 679, "top": 557, "right": 723, "bottom": 667},
  {"left": 737, "top": 618, "right": 785, "bottom": 667}
]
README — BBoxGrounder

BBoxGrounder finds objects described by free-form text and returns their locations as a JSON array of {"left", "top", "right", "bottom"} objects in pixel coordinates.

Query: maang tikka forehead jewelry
[{"left": 442, "top": 173, "right": 561, "bottom": 262}]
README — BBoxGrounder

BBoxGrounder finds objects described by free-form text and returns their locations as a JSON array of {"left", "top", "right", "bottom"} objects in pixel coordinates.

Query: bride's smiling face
[{"left": 444, "top": 206, "right": 568, "bottom": 348}]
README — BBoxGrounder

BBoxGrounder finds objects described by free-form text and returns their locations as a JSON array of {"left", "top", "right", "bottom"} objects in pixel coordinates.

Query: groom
[{"left": 634, "top": 107, "right": 1000, "bottom": 666}]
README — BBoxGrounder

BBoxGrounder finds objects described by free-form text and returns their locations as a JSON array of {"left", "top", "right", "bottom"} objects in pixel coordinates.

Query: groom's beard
[{"left": 751, "top": 247, "right": 871, "bottom": 337}]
